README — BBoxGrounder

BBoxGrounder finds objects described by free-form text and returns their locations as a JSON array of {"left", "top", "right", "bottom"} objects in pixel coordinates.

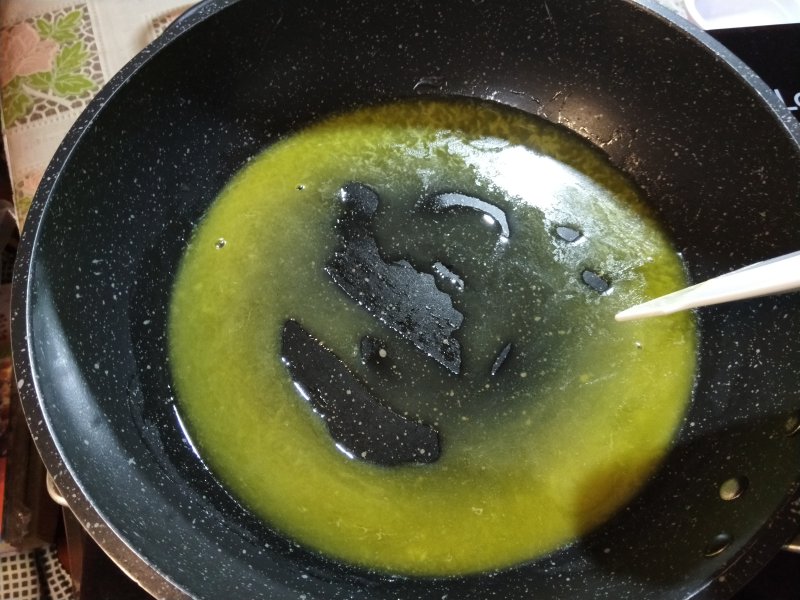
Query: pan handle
[{"left": 784, "top": 535, "right": 800, "bottom": 554}]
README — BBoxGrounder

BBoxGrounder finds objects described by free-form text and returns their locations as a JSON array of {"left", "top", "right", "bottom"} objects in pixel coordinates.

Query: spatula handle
[{"left": 615, "top": 251, "right": 800, "bottom": 321}]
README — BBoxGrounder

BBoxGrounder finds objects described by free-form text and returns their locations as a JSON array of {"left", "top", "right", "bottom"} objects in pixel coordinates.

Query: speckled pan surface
[{"left": 10, "top": 0, "right": 800, "bottom": 598}]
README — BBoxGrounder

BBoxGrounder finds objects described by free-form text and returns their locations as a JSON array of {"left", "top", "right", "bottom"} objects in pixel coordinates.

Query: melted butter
[{"left": 168, "top": 98, "right": 696, "bottom": 576}]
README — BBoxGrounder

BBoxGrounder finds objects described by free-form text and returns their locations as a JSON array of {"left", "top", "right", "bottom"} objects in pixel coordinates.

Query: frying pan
[{"left": 11, "top": 0, "right": 800, "bottom": 598}]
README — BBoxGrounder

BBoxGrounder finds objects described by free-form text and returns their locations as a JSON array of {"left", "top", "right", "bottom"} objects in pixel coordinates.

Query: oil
[{"left": 168, "top": 98, "right": 696, "bottom": 576}]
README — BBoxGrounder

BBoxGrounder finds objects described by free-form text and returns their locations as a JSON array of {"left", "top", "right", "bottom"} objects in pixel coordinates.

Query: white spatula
[{"left": 615, "top": 250, "right": 800, "bottom": 322}]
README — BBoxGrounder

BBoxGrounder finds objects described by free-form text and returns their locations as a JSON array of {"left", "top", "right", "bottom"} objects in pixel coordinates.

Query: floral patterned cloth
[
  {"left": 2, "top": 22, "right": 61, "bottom": 88},
  {"left": 2, "top": 13, "right": 100, "bottom": 127},
  {"left": 0, "top": 0, "right": 194, "bottom": 228}
]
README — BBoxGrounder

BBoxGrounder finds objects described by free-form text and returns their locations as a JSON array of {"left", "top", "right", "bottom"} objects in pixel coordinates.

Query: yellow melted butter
[{"left": 168, "top": 99, "right": 696, "bottom": 576}]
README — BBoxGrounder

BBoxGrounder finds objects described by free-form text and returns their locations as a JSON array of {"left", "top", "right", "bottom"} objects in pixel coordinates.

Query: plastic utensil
[{"left": 615, "top": 250, "right": 800, "bottom": 321}]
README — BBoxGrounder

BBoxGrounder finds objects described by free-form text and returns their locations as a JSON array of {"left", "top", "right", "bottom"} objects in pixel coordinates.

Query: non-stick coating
[{"left": 12, "top": 0, "right": 800, "bottom": 598}]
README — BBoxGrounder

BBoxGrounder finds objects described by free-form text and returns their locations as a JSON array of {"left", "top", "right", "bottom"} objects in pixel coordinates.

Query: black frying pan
[{"left": 11, "top": 0, "right": 800, "bottom": 598}]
